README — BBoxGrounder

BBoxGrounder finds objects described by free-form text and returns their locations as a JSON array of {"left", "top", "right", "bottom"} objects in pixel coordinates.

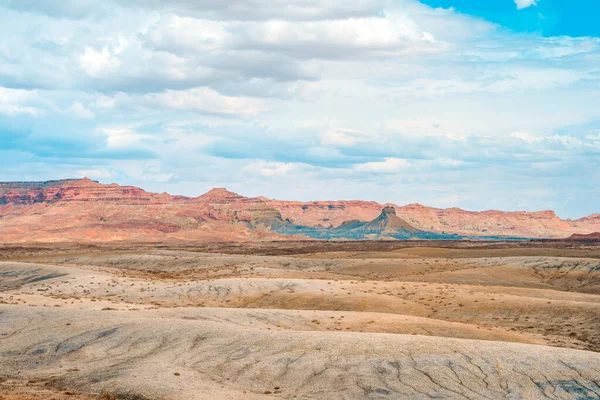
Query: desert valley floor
[{"left": 1, "top": 241, "right": 600, "bottom": 399}]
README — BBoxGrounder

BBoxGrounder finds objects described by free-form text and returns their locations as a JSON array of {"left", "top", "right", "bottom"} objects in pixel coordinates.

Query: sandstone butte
[{"left": 0, "top": 178, "right": 598, "bottom": 243}]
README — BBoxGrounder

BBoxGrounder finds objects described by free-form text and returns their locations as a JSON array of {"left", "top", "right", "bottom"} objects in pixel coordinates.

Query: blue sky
[
  {"left": 0, "top": 0, "right": 599, "bottom": 219},
  {"left": 421, "top": 0, "right": 599, "bottom": 37}
]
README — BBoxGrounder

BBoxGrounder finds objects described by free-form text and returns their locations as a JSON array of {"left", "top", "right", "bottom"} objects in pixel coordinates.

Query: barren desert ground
[{"left": 1, "top": 241, "right": 600, "bottom": 399}]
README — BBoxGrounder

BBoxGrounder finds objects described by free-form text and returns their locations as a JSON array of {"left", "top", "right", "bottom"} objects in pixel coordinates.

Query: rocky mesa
[{"left": 0, "top": 178, "right": 598, "bottom": 243}]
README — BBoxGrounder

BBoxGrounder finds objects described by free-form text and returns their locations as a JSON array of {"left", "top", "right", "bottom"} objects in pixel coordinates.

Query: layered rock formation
[
  {"left": 568, "top": 232, "right": 600, "bottom": 240},
  {"left": 0, "top": 178, "right": 168, "bottom": 204},
  {"left": 395, "top": 204, "right": 574, "bottom": 238},
  {"left": 0, "top": 178, "right": 598, "bottom": 243},
  {"left": 328, "top": 206, "right": 457, "bottom": 240}
]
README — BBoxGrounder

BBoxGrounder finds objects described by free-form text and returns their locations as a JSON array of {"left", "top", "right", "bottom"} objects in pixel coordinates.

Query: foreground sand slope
[
  {"left": 4, "top": 245, "right": 599, "bottom": 351},
  {"left": 2, "top": 257, "right": 600, "bottom": 351},
  {"left": 2, "top": 305, "right": 600, "bottom": 400},
  {"left": 1, "top": 243, "right": 600, "bottom": 399}
]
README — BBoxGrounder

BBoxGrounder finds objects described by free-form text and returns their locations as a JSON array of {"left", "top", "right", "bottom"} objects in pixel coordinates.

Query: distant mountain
[
  {"left": 0, "top": 178, "right": 598, "bottom": 243},
  {"left": 265, "top": 200, "right": 592, "bottom": 239},
  {"left": 329, "top": 206, "right": 459, "bottom": 240},
  {"left": 269, "top": 206, "right": 460, "bottom": 240}
]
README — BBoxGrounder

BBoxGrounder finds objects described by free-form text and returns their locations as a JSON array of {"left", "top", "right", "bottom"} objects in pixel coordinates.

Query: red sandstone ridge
[
  {"left": 394, "top": 204, "right": 574, "bottom": 238},
  {"left": 0, "top": 178, "right": 175, "bottom": 205},
  {"left": 0, "top": 179, "right": 598, "bottom": 243},
  {"left": 263, "top": 199, "right": 598, "bottom": 238},
  {"left": 264, "top": 199, "right": 385, "bottom": 228},
  {"left": 568, "top": 232, "right": 600, "bottom": 240}
]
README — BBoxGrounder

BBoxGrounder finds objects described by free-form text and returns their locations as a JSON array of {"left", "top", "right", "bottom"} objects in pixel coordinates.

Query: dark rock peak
[{"left": 381, "top": 206, "right": 396, "bottom": 216}]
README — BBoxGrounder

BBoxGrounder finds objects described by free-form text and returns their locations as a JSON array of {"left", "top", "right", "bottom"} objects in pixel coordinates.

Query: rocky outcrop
[
  {"left": 269, "top": 207, "right": 460, "bottom": 240},
  {"left": 360, "top": 206, "right": 415, "bottom": 231},
  {"left": 325, "top": 207, "right": 460, "bottom": 240}
]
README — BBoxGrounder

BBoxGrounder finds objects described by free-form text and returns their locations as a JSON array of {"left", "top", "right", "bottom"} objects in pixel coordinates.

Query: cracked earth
[{"left": 0, "top": 242, "right": 599, "bottom": 399}]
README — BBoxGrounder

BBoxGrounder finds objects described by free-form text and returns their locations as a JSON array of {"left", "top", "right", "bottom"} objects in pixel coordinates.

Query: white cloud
[
  {"left": 67, "top": 102, "right": 95, "bottom": 119},
  {"left": 384, "top": 120, "right": 442, "bottom": 135},
  {"left": 101, "top": 127, "right": 148, "bottom": 148},
  {"left": 511, "top": 131, "right": 540, "bottom": 143},
  {"left": 92, "top": 96, "right": 116, "bottom": 109},
  {"left": 140, "top": 11, "right": 439, "bottom": 61},
  {"left": 143, "top": 16, "right": 231, "bottom": 53},
  {"left": 142, "top": 88, "right": 263, "bottom": 117},
  {"left": 435, "top": 158, "right": 466, "bottom": 168},
  {"left": 0, "top": 87, "right": 47, "bottom": 117},
  {"left": 355, "top": 157, "right": 411, "bottom": 173},
  {"left": 320, "top": 128, "right": 376, "bottom": 146},
  {"left": 120, "top": 0, "right": 386, "bottom": 21},
  {"left": 238, "top": 13, "right": 440, "bottom": 59},
  {"left": 515, "top": 0, "right": 538, "bottom": 10},
  {"left": 79, "top": 46, "right": 121, "bottom": 77},
  {"left": 244, "top": 161, "right": 309, "bottom": 177}
]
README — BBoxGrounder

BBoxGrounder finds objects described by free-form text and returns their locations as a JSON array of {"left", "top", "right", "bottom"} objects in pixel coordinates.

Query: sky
[{"left": 0, "top": 0, "right": 599, "bottom": 219}]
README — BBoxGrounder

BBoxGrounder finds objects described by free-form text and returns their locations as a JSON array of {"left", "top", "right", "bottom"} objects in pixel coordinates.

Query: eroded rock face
[
  {"left": 0, "top": 178, "right": 171, "bottom": 204},
  {"left": 394, "top": 204, "right": 576, "bottom": 238},
  {"left": 266, "top": 199, "right": 600, "bottom": 238},
  {"left": 195, "top": 188, "right": 286, "bottom": 227},
  {"left": 0, "top": 178, "right": 598, "bottom": 242},
  {"left": 0, "top": 180, "right": 71, "bottom": 204},
  {"left": 265, "top": 200, "right": 389, "bottom": 228},
  {"left": 0, "top": 180, "right": 291, "bottom": 243}
]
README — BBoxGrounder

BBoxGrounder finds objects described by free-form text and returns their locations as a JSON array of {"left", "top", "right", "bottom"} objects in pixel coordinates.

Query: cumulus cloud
[
  {"left": 79, "top": 47, "right": 122, "bottom": 78},
  {"left": 244, "top": 160, "right": 311, "bottom": 177},
  {"left": 67, "top": 102, "right": 95, "bottom": 119},
  {"left": 119, "top": 0, "right": 386, "bottom": 21},
  {"left": 515, "top": 0, "right": 538, "bottom": 10},
  {"left": 100, "top": 127, "right": 149, "bottom": 148},
  {"left": 143, "top": 16, "right": 231, "bottom": 53},
  {"left": 2, "top": 0, "right": 385, "bottom": 21},
  {"left": 142, "top": 88, "right": 263, "bottom": 117},
  {"left": 0, "top": 87, "right": 48, "bottom": 117},
  {"left": 236, "top": 14, "right": 439, "bottom": 59},
  {"left": 320, "top": 129, "right": 377, "bottom": 146},
  {"left": 511, "top": 131, "right": 540, "bottom": 143},
  {"left": 354, "top": 157, "right": 411, "bottom": 173},
  {"left": 140, "top": 12, "right": 438, "bottom": 62},
  {"left": 92, "top": 96, "right": 116, "bottom": 109}
]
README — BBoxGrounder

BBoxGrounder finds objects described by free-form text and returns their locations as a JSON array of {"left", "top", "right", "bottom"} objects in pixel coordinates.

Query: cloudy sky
[{"left": 0, "top": 0, "right": 598, "bottom": 219}]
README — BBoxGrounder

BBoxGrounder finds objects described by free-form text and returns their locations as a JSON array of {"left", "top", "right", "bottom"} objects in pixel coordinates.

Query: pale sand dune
[
  {"left": 2, "top": 305, "right": 600, "bottom": 399},
  {"left": 1, "top": 244, "right": 600, "bottom": 399}
]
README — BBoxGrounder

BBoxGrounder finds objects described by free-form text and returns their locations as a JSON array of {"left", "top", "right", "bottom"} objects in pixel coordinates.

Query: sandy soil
[{"left": 1, "top": 242, "right": 599, "bottom": 399}]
